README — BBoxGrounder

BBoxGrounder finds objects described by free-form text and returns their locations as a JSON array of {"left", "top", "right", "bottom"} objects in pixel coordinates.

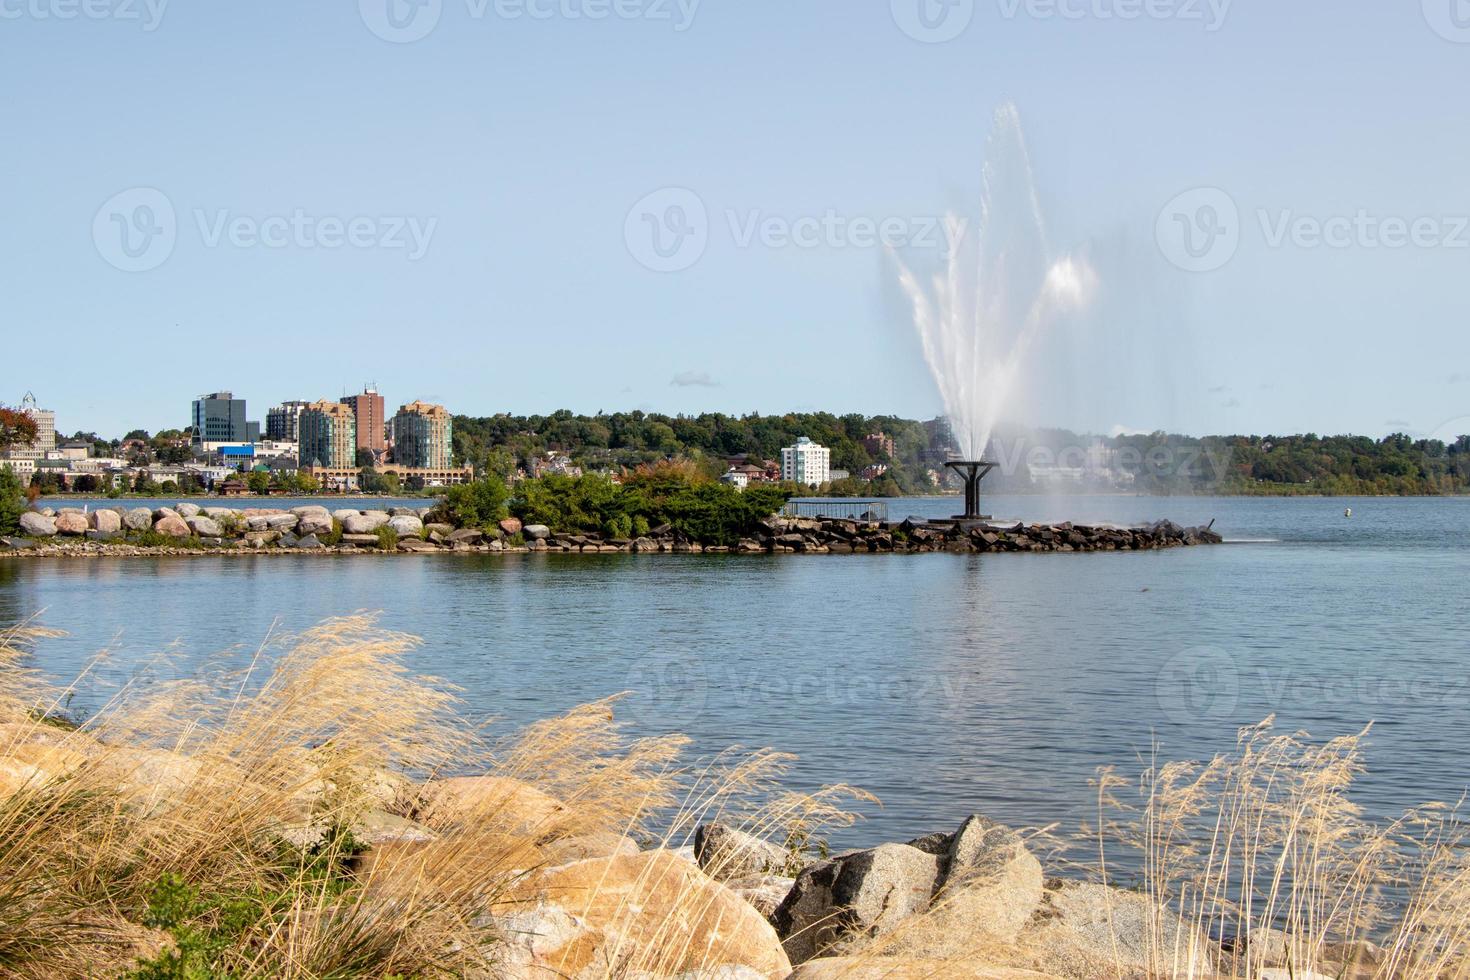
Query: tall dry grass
[{"left": 0, "top": 616, "right": 865, "bottom": 979}]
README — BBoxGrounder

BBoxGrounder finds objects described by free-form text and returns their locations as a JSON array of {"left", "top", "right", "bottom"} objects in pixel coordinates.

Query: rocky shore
[{"left": 2, "top": 503, "right": 1224, "bottom": 557}]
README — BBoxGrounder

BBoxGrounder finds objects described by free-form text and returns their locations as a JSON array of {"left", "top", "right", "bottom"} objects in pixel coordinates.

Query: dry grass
[{"left": 0, "top": 616, "right": 866, "bottom": 979}]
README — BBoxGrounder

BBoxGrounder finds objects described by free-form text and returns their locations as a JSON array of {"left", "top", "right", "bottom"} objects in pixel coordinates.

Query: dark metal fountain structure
[{"left": 945, "top": 460, "right": 998, "bottom": 521}]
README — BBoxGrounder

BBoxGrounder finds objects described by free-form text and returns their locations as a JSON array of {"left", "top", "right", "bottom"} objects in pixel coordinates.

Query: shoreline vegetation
[
  {"left": 2, "top": 465, "right": 1224, "bottom": 558},
  {"left": 0, "top": 616, "right": 1465, "bottom": 978}
]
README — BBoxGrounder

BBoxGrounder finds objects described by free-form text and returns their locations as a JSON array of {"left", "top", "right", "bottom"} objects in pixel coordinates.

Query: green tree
[
  {"left": 246, "top": 471, "right": 272, "bottom": 495},
  {"left": 0, "top": 466, "right": 26, "bottom": 535}
]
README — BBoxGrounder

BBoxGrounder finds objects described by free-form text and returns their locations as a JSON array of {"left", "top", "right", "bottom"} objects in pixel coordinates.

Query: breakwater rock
[{"left": 1, "top": 504, "right": 1223, "bottom": 557}]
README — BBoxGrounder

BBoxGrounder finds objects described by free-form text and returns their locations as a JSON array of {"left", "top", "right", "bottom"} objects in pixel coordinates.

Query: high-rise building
[
  {"left": 18, "top": 392, "right": 55, "bottom": 452},
  {"left": 266, "top": 400, "right": 312, "bottom": 442},
  {"left": 191, "top": 391, "right": 248, "bottom": 445},
  {"left": 781, "top": 436, "right": 831, "bottom": 487},
  {"left": 862, "top": 432, "right": 896, "bottom": 459},
  {"left": 341, "top": 386, "right": 386, "bottom": 460},
  {"left": 392, "top": 401, "right": 452, "bottom": 469},
  {"left": 298, "top": 401, "right": 357, "bottom": 469}
]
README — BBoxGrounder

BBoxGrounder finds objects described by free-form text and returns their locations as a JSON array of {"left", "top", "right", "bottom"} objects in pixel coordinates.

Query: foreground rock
[
  {"left": 18, "top": 512, "right": 56, "bottom": 537},
  {"left": 789, "top": 959, "right": 1062, "bottom": 979},
  {"left": 695, "top": 823, "right": 794, "bottom": 880},
  {"left": 772, "top": 813, "right": 1041, "bottom": 964},
  {"left": 491, "top": 850, "right": 791, "bottom": 979}
]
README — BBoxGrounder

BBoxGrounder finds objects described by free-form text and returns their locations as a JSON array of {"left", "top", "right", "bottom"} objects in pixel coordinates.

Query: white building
[
  {"left": 781, "top": 436, "right": 831, "bottom": 488},
  {"left": 720, "top": 467, "right": 749, "bottom": 490}
]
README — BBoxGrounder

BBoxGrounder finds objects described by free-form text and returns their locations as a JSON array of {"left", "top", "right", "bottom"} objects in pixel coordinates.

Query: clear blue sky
[{"left": 3, "top": 0, "right": 1467, "bottom": 441}]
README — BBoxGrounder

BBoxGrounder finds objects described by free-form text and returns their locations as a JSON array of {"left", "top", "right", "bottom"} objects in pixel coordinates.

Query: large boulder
[
  {"left": 291, "top": 506, "right": 333, "bottom": 536},
  {"left": 499, "top": 517, "right": 523, "bottom": 536},
  {"left": 491, "top": 850, "right": 790, "bottom": 979},
  {"left": 52, "top": 512, "right": 87, "bottom": 535},
  {"left": 265, "top": 514, "right": 299, "bottom": 530},
  {"left": 19, "top": 512, "right": 57, "bottom": 537},
  {"left": 123, "top": 507, "right": 154, "bottom": 531},
  {"left": 1009, "top": 880, "right": 1217, "bottom": 979},
  {"left": 152, "top": 507, "right": 180, "bottom": 522},
  {"left": 90, "top": 509, "right": 122, "bottom": 534},
  {"left": 186, "top": 516, "right": 223, "bottom": 538},
  {"left": 340, "top": 510, "right": 390, "bottom": 534},
  {"left": 893, "top": 815, "right": 1044, "bottom": 955},
  {"left": 696, "top": 823, "right": 794, "bottom": 880},
  {"left": 292, "top": 534, "right": 325, "bottom": 550},
  {"left": 728, "top": 873, "right": 797, "bottom": 918},
  {"left": 175, "top": 502, "right": 201, "bottom": 518},
  {"left": 153, "top": 515, "right": 191, "bottom": 538},
  {"left": 202, "top": 507, "right": 237, "bottom": 520},
  {"left": 386, "top": 515, "right": 423, "bottom": 538},
  {"left": 789, "top": 958, "right": 1061, "bottom": 979},
  {"left": 416, "top": 775, "right": 567, "bottom": 835},
  {"left": 445, "top": 528, "right": 483, "bottom": 545},
  {"left": 774, "top": 843, "right": 941, "bottom": 963},
  {"left": 523, "top": 524, "right": 551, "bottom": 540}
]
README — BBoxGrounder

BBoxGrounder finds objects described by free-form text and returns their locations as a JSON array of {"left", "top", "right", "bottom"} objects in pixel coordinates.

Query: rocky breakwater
[
  {"left": 3, "top": 503, "right": 1224, "bottom": 558},
  {"left": 747, "top": 515, "right": 1224, "bottom": 554}
]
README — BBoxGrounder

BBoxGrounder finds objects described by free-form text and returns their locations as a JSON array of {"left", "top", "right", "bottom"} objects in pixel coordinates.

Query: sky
[{"left": 2, "top": 0, "right": 1467, "bottom": 442}]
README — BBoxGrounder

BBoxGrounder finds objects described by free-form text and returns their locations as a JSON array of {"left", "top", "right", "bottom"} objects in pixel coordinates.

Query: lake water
[{"left": 2, "top": 494, "right": 1467, "bottom": 848}]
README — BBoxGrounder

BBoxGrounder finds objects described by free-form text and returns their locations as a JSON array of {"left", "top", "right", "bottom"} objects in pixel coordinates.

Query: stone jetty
[{"left": 2, "top": 504, "right": 1223, "bottom": 557}]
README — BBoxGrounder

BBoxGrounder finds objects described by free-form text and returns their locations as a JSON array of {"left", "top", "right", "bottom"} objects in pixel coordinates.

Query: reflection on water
[{"left": 1, "top": 495, "right": 1467, "bottom": 845}]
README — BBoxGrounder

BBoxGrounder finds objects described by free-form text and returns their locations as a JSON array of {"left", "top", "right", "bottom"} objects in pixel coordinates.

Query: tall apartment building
[
  {"left": 781, "top": 436, "right": 831, "bottom": 487},
  {"left": 392, "top": 401, "right": 452, "bottom": 469},
  {"left": 341, "top": 386, "right": 386, "bottom": 459},
  {"left": 298, "top": 401, "right": 358, "bottom": 469},
  {"left": 265, "top": 400, "right": 312, "bottom": 442},
  {"left": 191, "top": 391, "right": 248, "bottom": 445},
  {"left": 17, "top": 392, "right": 55, "bottom": 452},
  {"left": 862, "top": 432, "right": 896, "bottom": 459}
]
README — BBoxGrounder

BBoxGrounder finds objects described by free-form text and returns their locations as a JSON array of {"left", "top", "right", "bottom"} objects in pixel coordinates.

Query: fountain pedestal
[{"left": 945, "top": 460, "right": 998, "bottom": 521}]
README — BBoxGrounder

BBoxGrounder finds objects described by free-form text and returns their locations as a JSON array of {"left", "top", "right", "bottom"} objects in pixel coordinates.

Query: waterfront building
[
  {"left": 781, "top": 436, "right": 831, "bottom": 488},
  {"left": 17, "top": 392, "right": 56, "bottom": 452},
  {"left": 191, "top": 392, "right": 248, "bottom": 446},
  {"left": 392, "top": 401, "right": 452, "bottom": 469},
  {"left": 298, "top": 400, "right": 358, "bottom": 469},
  {"left": 720, "top": 467, "right": 749, "bottom": 490},
  {"left": 266, "top": 400, "right": 312, "bottom": 442},
  {"left": 341, "top": 386, "right": 386, "bottom": 460},
  {"left": 305, "top": 462, "right": 474, "bottom": 490}
]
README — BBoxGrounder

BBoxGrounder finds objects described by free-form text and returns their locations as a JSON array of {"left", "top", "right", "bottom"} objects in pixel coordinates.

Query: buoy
[{"left": 1344, "top": 508, "right": 1352, "bottom": 518}]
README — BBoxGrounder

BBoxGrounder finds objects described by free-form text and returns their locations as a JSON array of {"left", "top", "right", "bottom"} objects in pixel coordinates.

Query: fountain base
[{"left": 945, "top": 460, "right": 998, "bottom": 521}]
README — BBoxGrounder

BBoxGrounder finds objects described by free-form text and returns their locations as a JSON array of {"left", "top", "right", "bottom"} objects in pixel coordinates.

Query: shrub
[
  {"left": 374, "top": 526, "right": 398, "bottom": 551},
  {"left": 434, "top": 477, "right": 508, "bottom": 529}
]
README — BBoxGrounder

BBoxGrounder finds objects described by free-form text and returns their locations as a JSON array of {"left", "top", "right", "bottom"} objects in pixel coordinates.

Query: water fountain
[{"left": 894, "top": 104, "right": 1095, "bottom": 521}]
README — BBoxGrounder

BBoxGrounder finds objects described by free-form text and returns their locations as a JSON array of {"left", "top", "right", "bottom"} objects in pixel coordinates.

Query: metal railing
[{"left": 782, "top": 499, "right": 888, "bottom": 522}]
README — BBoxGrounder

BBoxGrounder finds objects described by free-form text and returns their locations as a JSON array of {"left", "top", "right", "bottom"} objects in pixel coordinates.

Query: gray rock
[
  {"left": 1, "top": 537, "right": 40, "bottom": 550},
  {"left": 293, "top": 533, "right": 325, "bottom": 550},
  {"left": 54, "top": 512, "right": 89, "bottom": 535},
  {"left": 340, "top": 533, "right": 380, "bottom": 547},
  {"left": 153, "top": 515, "right": 191, "bottom": 538},
  {"left": 696, "top": 824, "right": 794, "bottom": 881},
  {"left": 445, "top": 528, "right": 483, "bottom": 545},
  {"left": 91, "top": 509, "right": 122, "bottom": 534},
  {"left": 202, "top": 507, "right": 237, "bottom": 520},
  {"left": 19, "top": 512, "right": 57, "bottom": 537},
  {"left": 387, "top": 515, "right": 423, "bottom": 538},
  {"left": 186, "top": 516, "right": 223, "bottom": 537},
  {"left": 176, "top": 502, "right": 201, "bottom": 518},
  {"left": 265, "top": 514, "right": 299, "bottom": 530},
  {"left": 86, "top": 530, "right": 120, "bottom": 542},
  {"left": 123, "top": 508, "right": 154, "bottom": 531},
  {"left": 292, "top": 506, "right": 333, "bottom": 536},
  {"left": 425, "top": 523, "right": 454, "bottom": 538},
  {"left": 1020, "top": 880, "right": 1218, "bottom": 979},
  {"left": 341, "top": 511, "right": 390, "bottom": 534},
  {"left": 523, "top": 523, "right": 551, "bottom": 540},
  {"left": 727, "top": 874, "right": 796, "bottom": 919},
  {"left": 152, "top": 507, "right": 180, "bottom": 521},
  {"left": 773, "top": 842, "right": 940, "bottom": 963}
]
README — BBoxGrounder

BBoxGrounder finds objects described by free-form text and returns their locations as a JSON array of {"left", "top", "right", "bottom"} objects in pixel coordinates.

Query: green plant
[
  {"left": 0, "top": 466, "right": 24, "bottom": 537},
  {"left": 320, "top": 518, "right": 343, "bottom": 547},
  {"left": 374, "top": 525, "right": 398, "bottom": 551}
]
